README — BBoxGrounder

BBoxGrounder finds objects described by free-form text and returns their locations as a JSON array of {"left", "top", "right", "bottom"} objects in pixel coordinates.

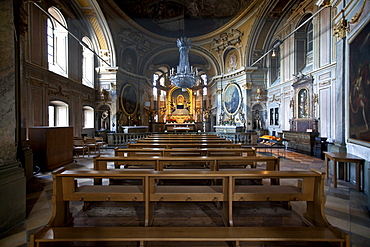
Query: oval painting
[
  {"left": 120, "top": 83, "right": 138, "bottom": 116},
  {"left": 223, "top": 83, "right": 241, "bottom": 115}
]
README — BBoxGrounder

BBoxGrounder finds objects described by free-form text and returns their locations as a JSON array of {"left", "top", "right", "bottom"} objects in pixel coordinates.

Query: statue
[
  {"left": 253, "top": 110, "right": 262, "bottom": 129},
  {"left": 100, "top": 111, "right": 109, "bottom": 130}
]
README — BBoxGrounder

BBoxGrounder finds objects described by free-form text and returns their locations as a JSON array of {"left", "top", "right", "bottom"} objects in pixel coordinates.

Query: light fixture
[
  {"left": 170, "top": 37, "right": 199, "bottom": 90},
  {"left": 271, "top": 49, "right": 276, "bottom": 57}
]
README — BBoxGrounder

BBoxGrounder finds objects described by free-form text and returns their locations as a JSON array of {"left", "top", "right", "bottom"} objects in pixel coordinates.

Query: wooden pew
[
  {"left": 114, "top": 147, "right": 258, "bottom": 170},
  {"left": 94, "top": 155, "right": 279, "bottom": 171},
  {"left": 145, "top": 135, "right": 222, "bottom": 140},
  {"left": 136, "top": 139, "right": 232, "bottom": 144},
  {"left": 127, "top": 143, "right": 242, "bottom": 149},
  {"left": 30, "top": 169, "right": 350, "bottom": 247},
  {"left": 149, "top": 134, "right": 218, "bottom": 138},
  {"left": 114, "top": 147, "right": 257, "bottom": 158}
]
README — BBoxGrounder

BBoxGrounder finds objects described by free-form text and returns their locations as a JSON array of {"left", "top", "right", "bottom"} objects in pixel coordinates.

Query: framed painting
[
  {"left": 348, "top": 22, "right": 370, "bottom": 144},
  {"left": 222, "top": 83, "right": 241, "bottom": 115},
  {"left": 120, "top": 83, "right": 138, "bottom": 116}
]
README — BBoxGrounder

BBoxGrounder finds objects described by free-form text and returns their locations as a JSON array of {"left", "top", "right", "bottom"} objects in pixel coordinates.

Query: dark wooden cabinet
[
  {"left": 313, "top": 137, "right": 328, "bottom": 160},
  {"left": 29, "top": 127, "right": 73, "bottom": 171}
]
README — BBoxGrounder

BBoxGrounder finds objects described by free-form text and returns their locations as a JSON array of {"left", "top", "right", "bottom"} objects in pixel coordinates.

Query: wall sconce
[{"left": 271, "top": 49, "right": 276, "bottom": 57}]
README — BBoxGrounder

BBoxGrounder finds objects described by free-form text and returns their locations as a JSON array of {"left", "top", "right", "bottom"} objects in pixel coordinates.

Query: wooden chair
[
  {"left": 73, "top": 139, "right": 88, "bottom": 158},
  {"left": 94, "top": 136, "right": 107, "bottom": 151},
  {"left": 84, "top": 137, "right": 99, "bottom": 154}
]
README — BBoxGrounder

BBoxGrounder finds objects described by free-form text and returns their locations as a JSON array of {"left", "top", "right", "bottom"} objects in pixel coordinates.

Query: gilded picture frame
[
  {"left": 120, "top": 83, "right": 138, "bottom": 116},
  {"left": 223, "top": 83, "right": 242, "bottom": 115},
  {"left": 348, "top": 22, "right": 370, "bottom": 144}
]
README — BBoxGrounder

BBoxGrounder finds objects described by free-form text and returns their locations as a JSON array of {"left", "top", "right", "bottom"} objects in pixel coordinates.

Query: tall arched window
[
  {"left": 82, "top": 37, "right": 94, "bottom": 88},
  {"left": 306, "top": 22, "right": 313, "bottom": 66},
  {"left": 295, "top": 15, "right": 313, "bottom": 73},
  {"left": 270, "top": 42, "right": 280, "bottom": 84},
  {"left": 47, "top": 7, "right": 68, "bottom": 77},
  {"left": 49, "top": 101, "right": 69, "bottom": 127}
]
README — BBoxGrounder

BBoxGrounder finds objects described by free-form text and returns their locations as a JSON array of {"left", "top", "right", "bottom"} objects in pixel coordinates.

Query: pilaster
[{"left": 333, "top": 17, "right": 348, "bottom": 152}]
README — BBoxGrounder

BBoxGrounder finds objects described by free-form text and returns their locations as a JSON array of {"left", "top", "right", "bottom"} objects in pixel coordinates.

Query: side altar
[{"left": 283, "top": 73, "right": 319, "bottom": 155}]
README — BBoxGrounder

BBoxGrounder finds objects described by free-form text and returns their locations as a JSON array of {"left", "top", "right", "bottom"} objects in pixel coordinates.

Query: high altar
[{"left": 165, "top": 87, "right": 196, "bottom": 131}]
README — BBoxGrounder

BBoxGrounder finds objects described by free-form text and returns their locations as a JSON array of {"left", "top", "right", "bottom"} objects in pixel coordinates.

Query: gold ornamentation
[
  {"left": 333, "top": 18, "right": 349, "bottom": 39},
  {"left": 313, "top": 93, "right": 319, "bottom": 117},
  {"left": 350, "top": 0, "right": 367, "bottom": 24},
  {"left": 242, "top": 82, "right": 252, "bottom": 90}
]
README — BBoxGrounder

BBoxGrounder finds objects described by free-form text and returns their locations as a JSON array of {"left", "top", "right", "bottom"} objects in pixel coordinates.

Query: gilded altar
[
  {"left": 166, "top": 87, "right": 194, "bottom": 124},
  {"left": 289, "top": 73, "right": 318, "bottom": 132}
]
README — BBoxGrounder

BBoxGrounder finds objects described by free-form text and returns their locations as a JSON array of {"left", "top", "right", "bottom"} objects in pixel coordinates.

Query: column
[{"left": 0, "top": 1, "right": 26, "bottom": 233}]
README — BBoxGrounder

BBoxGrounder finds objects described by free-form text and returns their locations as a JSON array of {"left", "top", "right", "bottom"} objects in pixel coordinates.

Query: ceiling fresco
[{"left": 112, "top": 0, "right": 253, "bottom": 37}]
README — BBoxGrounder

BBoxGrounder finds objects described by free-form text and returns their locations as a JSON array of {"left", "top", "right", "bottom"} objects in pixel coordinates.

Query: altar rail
[{"left": 107, "top": 132, "right": 257, "bottom": 146}]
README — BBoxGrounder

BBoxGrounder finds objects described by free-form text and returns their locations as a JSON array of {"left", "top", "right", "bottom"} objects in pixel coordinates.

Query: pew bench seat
[{"left": 32, "top": 226, "right": 349, "bottom": 247}]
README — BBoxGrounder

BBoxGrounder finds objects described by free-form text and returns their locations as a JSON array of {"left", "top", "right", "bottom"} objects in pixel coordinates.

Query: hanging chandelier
[{"left": 170, "top": 37, "right": 199, "bottom": 90}]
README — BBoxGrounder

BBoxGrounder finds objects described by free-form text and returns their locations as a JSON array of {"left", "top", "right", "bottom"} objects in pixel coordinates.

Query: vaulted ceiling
[{"left": 111, "top": 0, "right": 254, "bottom": 38}]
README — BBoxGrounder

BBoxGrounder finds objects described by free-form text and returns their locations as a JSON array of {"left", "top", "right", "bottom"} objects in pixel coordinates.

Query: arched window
[
  {"left": 82, "top": 37, "right": 94, "bottom": 88},
  {"left": 47, "top": 7, "right": 68, "bottom": 77},
  {"left": 295, "top": 15, "right": 313, "bottom": 73},
  {"left": 49, "top": 101, "right": 69, "bottom": 127},
  {"left": 306, "top": 22, "right": 313, "bottom": 65},
  {"left": 270, "top": 42, "right": 280, "bottom": 84},
  {"left": 83, "top": 106, "right": 94, "bottom": 128}
]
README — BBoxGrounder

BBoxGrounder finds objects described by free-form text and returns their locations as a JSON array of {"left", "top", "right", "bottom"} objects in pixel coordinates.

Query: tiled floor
[{"left": 1, "top": 148, "right": 369, "bottom": 246}]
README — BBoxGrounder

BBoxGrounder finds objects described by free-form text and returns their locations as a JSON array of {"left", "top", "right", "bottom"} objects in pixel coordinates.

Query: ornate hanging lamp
[{"left": 170, "top": 37, "right": 199, "bottom": 90}]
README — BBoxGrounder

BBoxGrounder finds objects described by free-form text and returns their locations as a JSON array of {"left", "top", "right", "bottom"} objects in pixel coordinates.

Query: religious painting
[
  {"left": 349, "top": 22, "right": 370, "bottom": 143},
  {"left": 120, "top": 83, "right": 138, "bottom": 116},
  {"left": 227, "top": 50, "right": 238, "bottom": 72},
  {"left": 122, "top": 48, "right": 137, "bottom": 73},
  {"left": 297, "top": 88, "right": 308, "bottom": 118},
  {"left": 223, "top": 83, "right": 241, "bottom": 115}
]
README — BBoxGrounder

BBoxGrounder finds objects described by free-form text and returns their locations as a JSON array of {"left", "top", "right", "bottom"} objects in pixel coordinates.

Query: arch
[
  {"left": 49, "top": 100, "right": 69, "bottom": 127},
  {"left": 83, "top": 106, "right": 94, "bottom": 129},
  {"left": 294, "top": 13, "right": 314, "bottom": 74},
  {"left": 88, "top": 0, "right": 117, "bottom": 67},
  {"left": 140, "top": 43, "right": 219, "bottom": 79},
  {"left": 82, "top": 36, "right": 94, "bottom": 88},
  {"left": 269, "top": 39, "right": 281, "bottom": 85},
  {"left": 47, "top": 6, "right": 68, "bottom": 77},
  {"left": 97, "top": 104, "right": 111, "bottom": 130}
]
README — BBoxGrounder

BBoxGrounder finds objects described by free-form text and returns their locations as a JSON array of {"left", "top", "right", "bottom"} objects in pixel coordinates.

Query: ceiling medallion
[{"left": 169, "top": 37, "right": 199, "bottom": 90}]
